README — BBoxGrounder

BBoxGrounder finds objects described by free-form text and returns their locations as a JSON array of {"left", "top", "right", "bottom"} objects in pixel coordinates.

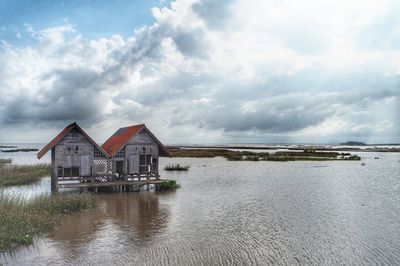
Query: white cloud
[{"left": 0, "top": 0, "right": 399, "bottom": 144}]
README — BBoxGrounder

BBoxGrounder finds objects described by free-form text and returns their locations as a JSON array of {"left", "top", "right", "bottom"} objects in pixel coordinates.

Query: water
[
  {"left": 1, "top": 146, "right": 400, "bottom": 265},
  {"left": 0, "top": 144, "right": 50, "bottom": 165}
]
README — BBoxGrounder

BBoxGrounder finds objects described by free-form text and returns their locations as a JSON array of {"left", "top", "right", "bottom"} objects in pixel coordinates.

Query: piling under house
[{"left": 37, "top": 122, "right": 172, "bottom": 192}]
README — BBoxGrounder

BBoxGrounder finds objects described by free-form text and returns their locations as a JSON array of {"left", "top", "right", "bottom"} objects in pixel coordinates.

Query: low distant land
[
  {"left": 1, "top": 142, "right": 400, "bottom": 154},
  {"left": 0, "top": 147, "right": 39, "bottom": 153},
  {"left": 168, "top": 143, "right": 400, "bottom": 153}
]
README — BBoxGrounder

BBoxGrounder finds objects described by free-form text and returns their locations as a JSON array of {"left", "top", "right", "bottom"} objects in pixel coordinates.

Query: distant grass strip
[
  {"left": 164, "top": 164, "right": 189, "bottom": 171},
  {"left": 1, "top": 148, "right": 39, "bottom": 153},
  {"left": 0, "top": 164, "right": 51, "bottom": 186},
  {"left": 169, "top": 148, "right": 361, "bottom": 161},
  {"left": 0, "top": 193, "right": 97, "bottom": 251},
  {"left": 158, "top": 179, "right": 180, "bottom": 190}
]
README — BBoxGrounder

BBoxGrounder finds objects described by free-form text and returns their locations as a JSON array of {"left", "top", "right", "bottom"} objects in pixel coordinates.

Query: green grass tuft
[{"left": 158, "top": 179, "right": 180, "bottom": 190}]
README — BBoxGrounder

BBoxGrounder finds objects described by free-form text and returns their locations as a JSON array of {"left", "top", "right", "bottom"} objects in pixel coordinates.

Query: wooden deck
[
  {"left": 54, "top": 172, "right": 163, "bottom": 192},
  {"left": 58, "top": 179, "right": 163, "bottom": 189}
]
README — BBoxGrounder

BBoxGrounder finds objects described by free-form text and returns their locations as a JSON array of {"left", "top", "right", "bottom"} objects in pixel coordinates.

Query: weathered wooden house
[
  {"left": 101, "top": 124, "right": 172, "bottom": 177},
  {"left": 37, "top": 122, "right": 171, "bottom": 192}
]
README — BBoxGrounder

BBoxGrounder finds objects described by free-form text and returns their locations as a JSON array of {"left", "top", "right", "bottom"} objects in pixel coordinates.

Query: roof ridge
[{"left": 37, "top": 122, "right": 109, "bottom": 159}]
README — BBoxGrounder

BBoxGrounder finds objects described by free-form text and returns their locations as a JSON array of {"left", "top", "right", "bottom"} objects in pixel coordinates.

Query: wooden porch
[{"left": 53, "top": 172, "right": 162, "bottom": 191}]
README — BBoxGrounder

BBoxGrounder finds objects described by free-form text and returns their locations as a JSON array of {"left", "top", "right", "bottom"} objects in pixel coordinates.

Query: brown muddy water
[{"left": 1, "top": 149, "right": 400, "bottom": 265}]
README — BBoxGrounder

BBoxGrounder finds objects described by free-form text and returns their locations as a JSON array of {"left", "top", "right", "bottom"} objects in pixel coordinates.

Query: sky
[{"left": 0, "top": 0, "right": 399, "bottom": 144}]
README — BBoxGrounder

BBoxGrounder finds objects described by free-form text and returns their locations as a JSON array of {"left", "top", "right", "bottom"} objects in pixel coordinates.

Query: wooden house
[
  {"left": 101, "top": 124, "right": 172, "bottom": 177},
  {"left": 37, "top": 122, "right": 171, "bottom": 192}
]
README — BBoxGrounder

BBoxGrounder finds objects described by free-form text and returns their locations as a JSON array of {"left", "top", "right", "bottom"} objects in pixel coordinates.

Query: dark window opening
[
  {"left": 64, "top": 168, "right": 72, "bottom": 177},
  {"left": 140, "top": 154, "right": 146, "bottom": 165},
  {"left": 146, "top": 154, "right": 152, "bottom": 163},
  {"left": 153, "top": 158, "right": 157, "bottom": 171},
  {"left": 63, "top": 167, "right": 79, "bottom": 177},
  {"left": 72, "top": 167, "right": 79, "bottom": 176},
  {"left": 57, "top": 166, "right": 63, "bottom": 177},
  {"left": 116, "top": 161, "right": 124, "bottom": 175}
]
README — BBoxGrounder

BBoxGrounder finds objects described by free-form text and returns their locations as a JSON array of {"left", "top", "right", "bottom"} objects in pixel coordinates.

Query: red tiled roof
[
  {"left": 37, "top": 122, "right": 108, "bottom": 159},
  {"left": 101, "top": 124, "right": 172, "bottom": 157}
]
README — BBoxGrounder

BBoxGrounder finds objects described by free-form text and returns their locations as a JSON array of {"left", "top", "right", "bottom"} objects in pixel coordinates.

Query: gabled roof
[
  {"left": 101, "top": 124, "right": 172, "bottom": 157},
  {"left": 37, "top": 122, "right": 109, "bottom": 159}
]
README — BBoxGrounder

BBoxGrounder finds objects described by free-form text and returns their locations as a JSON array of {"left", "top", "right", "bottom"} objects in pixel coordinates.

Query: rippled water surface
[{"left": 1, "top": 147, "right": 400, "bottom": 265}]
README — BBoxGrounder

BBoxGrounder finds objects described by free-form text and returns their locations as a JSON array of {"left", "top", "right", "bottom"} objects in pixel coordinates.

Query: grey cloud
[
  {"left": 173, "top": 29, "right": 209, "bottom": 58},
  {"left": 192, "top": 0, "right": 234, "bottom": 29},
  {"left": 2, "top": 68, "right": 105, "bottom": 125}
]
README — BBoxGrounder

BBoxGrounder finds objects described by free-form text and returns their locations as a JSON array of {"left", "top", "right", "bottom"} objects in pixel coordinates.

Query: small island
[{"left": 340, "top": 141, "right": 366, "bottom": 146}]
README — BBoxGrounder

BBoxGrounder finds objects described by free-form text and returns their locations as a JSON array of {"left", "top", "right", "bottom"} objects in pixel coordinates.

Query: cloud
[{"left": 0, "top": 0, "right": 399, "bottom": 143}]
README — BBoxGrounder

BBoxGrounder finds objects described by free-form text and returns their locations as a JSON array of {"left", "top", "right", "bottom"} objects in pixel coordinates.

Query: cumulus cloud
[{"left": 0, "top": 0, "right": 399, "bottom": 143}]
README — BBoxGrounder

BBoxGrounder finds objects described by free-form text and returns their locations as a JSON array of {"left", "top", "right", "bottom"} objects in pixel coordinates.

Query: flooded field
[{"left": 1, "top": 145, "right": 400, "bottom": 265}]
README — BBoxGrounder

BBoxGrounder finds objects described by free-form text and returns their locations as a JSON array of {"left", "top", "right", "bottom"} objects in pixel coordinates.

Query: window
[
  {"left": 57, "top": 166, "right": 63, "bottom": 177},
  {"left": 152, "top": 158, "right": 157, "bottom": 171},
  {"left": 66, "top": 145, "right": 80, "bottom": 154},
  {"left": 64, "top": 168, "right": 72, "bottom": 177},
  {"left": 72, "top": 167, "right": 79, "bottom": 176},
  {"left": 146, "top": 154, "right": 152, "bottom": 163},
  {"left": 140, "top": 154, "right": 146, "bottom": 165},
  {"left": 139, "top": 154, "right": 153, "bottom": 173},
  {"left": 63, "top": 167, "right": 79, "bottom": 177}
]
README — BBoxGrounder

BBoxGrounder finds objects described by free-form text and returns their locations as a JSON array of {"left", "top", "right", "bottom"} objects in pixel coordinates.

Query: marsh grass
[
  {"left": 0, "top": 159, "right": 12, "bottom": 164},
  {"left": 169, "top": 148, "right": 237, "bottom": 158},
  {"left": 170, "top": 148, "right": 361, "bottom": 161},
  {"left": 0, "top": 193, "right": 96, "bottom": 251},
  {"left": 158, "top": 179, "right": 180, "bottom": 190},
  {"left": 164, "top": 164, "right": 190, "bottom": 171},
  {"left": 0, "top": 164, "right": 51, "bottom": 186}
]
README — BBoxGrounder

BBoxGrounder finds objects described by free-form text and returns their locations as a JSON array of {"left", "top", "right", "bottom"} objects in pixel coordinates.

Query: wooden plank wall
[{"left": 54, "top": 129, "right": 95, "bottom": 177}]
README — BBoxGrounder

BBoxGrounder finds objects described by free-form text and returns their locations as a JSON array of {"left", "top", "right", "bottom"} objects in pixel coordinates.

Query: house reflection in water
[{"left": 46, "top": 193, "right": 170, "bottom": 255}]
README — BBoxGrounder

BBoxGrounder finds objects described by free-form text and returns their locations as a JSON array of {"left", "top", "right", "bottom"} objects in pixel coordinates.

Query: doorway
[{"left": 116, "top": 161, "right": 124, "bottom": 176}]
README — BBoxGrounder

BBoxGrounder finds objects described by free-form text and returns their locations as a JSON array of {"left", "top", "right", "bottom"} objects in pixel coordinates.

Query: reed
[
  {"left": 164, "top": 164, "right": 190, "bottom": 171},
  {"left": 158, "top": 179, "right": 180, "bottom": 190},
  {"left": 0, "top": 164, "right": 51, "bottom": 186},
  {"left": 0, "top": 193, "right": 96, "bottom": 251},
  {"left": 0, "top": 158, "right": 12, "bottom": 164}
]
